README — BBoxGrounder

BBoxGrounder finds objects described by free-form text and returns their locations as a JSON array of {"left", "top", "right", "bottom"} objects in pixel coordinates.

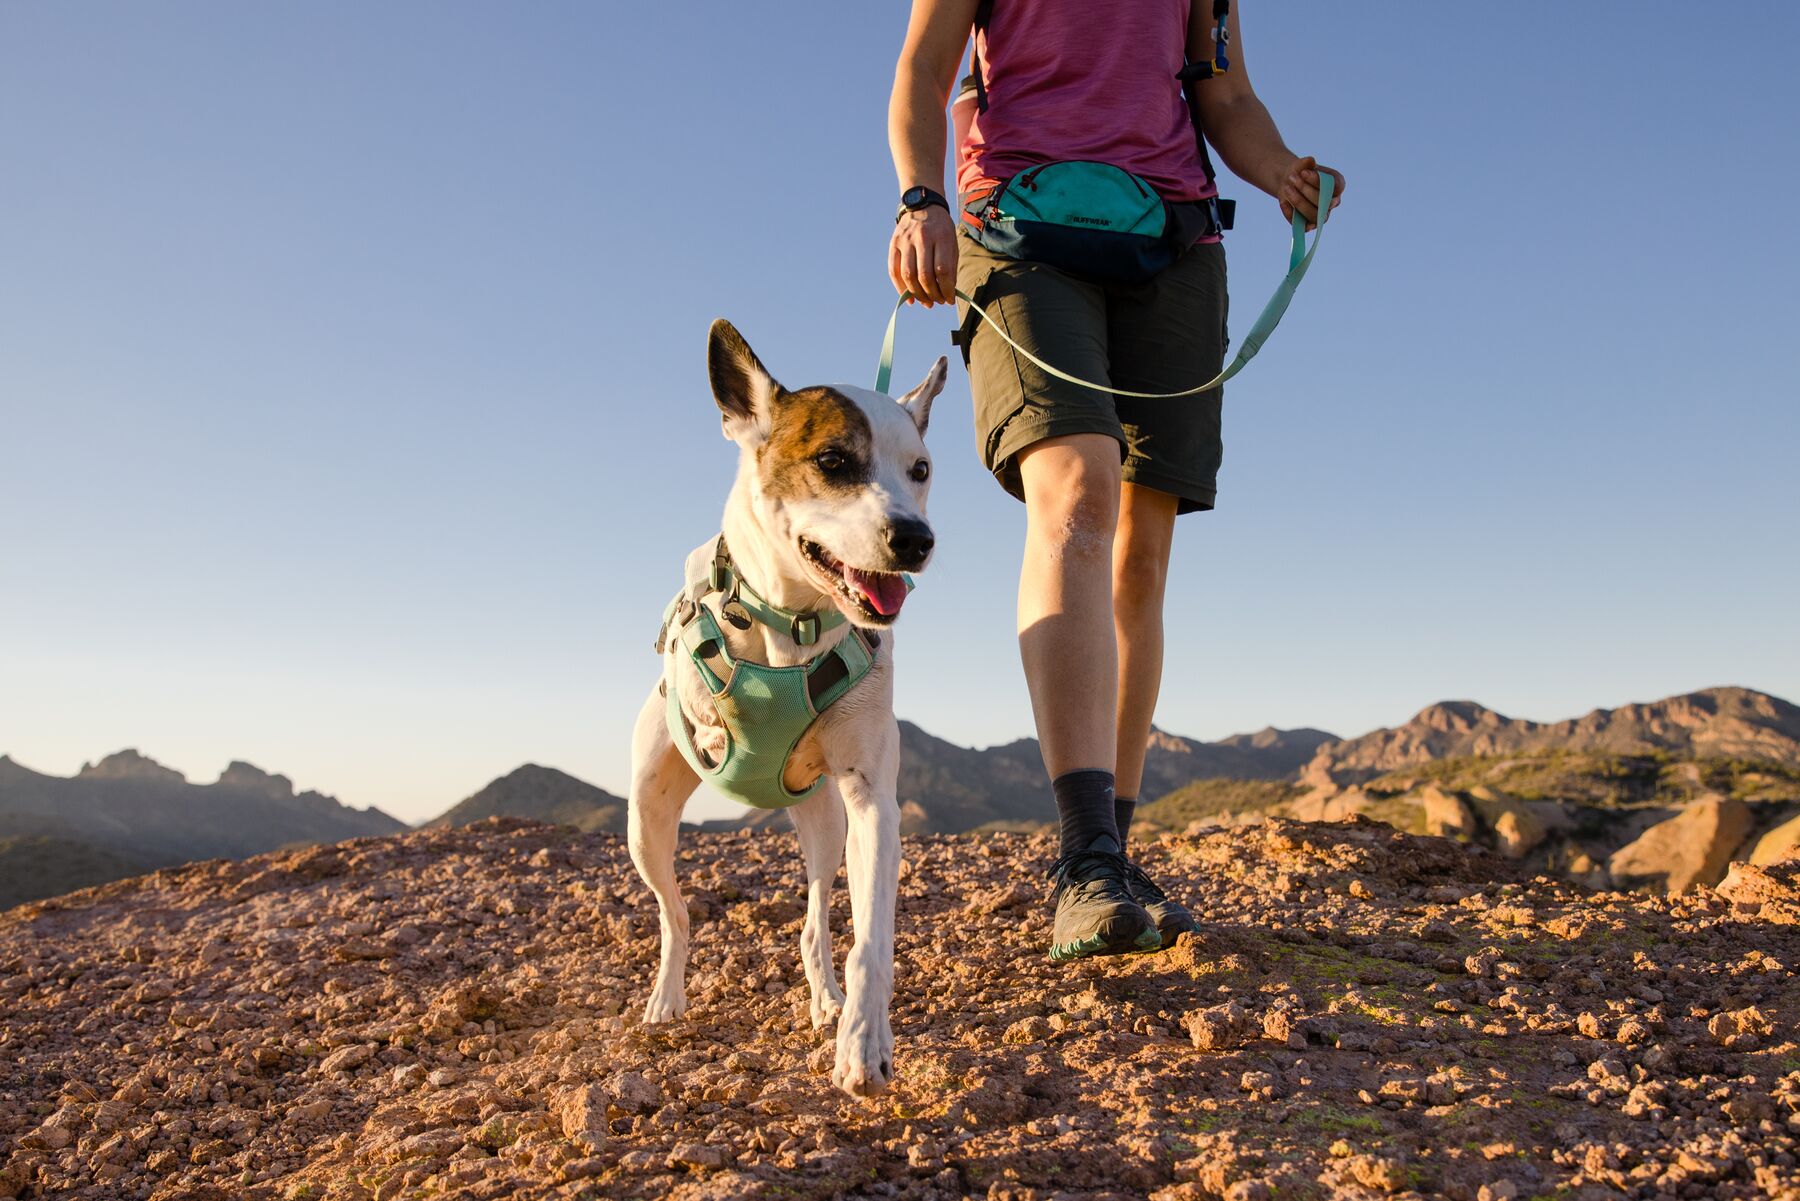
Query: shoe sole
[
  {"left": 1149, "top": 916, "right": 1201, "bottom": 945},
  {"left": 1048, "top": 924, "right": 1163, "bottom": 963}
]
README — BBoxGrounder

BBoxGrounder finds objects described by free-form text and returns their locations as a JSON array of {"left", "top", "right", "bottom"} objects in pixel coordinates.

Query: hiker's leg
[
  {"left": 1113, "top": 481, "right": 1181, "bottom": 807},
  {"left": 1017, "top": 434, "right": 1123, "bottom": 779}
]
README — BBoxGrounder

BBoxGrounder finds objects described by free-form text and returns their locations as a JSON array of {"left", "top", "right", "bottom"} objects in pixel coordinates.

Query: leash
[{"left": 874, "top": 172, "right": 1333, "bottom": 397}]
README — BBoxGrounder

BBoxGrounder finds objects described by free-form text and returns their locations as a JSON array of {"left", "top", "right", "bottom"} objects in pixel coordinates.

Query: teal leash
[{"left": 874, "top": 172, "right": 1333, "bottom": 396}]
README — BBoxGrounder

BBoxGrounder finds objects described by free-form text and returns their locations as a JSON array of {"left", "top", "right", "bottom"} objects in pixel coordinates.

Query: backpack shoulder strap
[
  {"left": 1180, "top": 0, "right": 1231, "bottom": 189},
  {"left": 966, "top": 0, "right": 996, "bottom": 113}
]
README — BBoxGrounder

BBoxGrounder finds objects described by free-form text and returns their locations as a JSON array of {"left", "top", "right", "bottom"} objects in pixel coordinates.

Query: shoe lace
[
  {"left": 1050, "top": 848, "right": 1135, "bottom": 903},
  {"left": 1124, "top": 861, "right": 1169, "bottom": 904}
]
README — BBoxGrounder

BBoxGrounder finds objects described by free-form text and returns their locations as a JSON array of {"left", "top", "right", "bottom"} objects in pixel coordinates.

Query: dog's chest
[{"left": 667, "top": 598, "right": 886, "bottom": 796}]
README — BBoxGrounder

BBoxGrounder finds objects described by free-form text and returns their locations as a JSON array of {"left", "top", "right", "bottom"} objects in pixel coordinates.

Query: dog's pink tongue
[{"left": 847, "top": 568, "right": 907, "bottom": 616}]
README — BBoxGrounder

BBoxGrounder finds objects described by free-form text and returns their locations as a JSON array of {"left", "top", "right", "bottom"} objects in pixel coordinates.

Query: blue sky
[{"left": 3, "top": 3, "right": 1797, "bottom": 826}]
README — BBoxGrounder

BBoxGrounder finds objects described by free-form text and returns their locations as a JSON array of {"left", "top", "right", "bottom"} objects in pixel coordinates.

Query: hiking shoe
[
  {"left": 1048, "top": 840, "right": 1163, "bottom": 962},
  {"left": 1125, "top": 861, "right": 1201, "bottom": 943}
]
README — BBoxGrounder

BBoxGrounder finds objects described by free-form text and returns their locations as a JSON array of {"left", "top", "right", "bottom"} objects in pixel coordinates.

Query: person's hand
[
  {"left": 1277, "top": 155, "right": 1345, "bottom": 231},
  {"left": 889, "top": 205, "right": 959, "bottom": 307}
]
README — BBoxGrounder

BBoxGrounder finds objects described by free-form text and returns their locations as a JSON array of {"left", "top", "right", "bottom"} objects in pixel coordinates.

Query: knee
[
  {"left": 1021, "top": 439, "right": 1121, "bottom": 550},
  {"left": 1114, "top": 551, "right": 1170, "bottom": 612}
]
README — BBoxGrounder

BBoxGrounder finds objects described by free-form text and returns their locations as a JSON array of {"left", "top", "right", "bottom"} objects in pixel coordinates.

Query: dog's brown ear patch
[
  {"left": 708, "top": 319, "right": 781, "bottom": 435},
  {"left": 759, "top": 387, "right": 873, "bottom": 500}
]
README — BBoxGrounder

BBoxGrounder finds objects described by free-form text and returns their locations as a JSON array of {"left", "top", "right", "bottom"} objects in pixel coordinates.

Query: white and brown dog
[{"left": 626, "top": 319, "right": 944, "bottom": 1097}]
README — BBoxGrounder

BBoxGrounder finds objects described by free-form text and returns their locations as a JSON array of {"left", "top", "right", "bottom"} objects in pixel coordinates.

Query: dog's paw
[
  {"left": 831, "top": 1011, "right": 894, "bottom": 1097},
  {"left": 642, "top": 983, "right": 688, "bottom": 1024},
  {"left": 809, "top": 986, "right": 845, "bottom": 1031}
]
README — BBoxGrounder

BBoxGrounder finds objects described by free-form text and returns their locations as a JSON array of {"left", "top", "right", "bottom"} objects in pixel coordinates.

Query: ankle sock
[
  {"left": 1114, "top": 796, "right": 1136, "bottom": 850},
  {"left": 1053, "top": 769, "right": 1118, "bottom": 857}
]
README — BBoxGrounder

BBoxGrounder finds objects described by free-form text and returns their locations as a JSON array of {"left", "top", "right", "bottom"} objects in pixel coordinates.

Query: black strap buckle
[{"left": 790, "top": 612, "right": 820, "bottom": 646}]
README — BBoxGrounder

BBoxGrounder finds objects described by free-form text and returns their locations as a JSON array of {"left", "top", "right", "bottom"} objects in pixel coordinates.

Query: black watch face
[{"left": 903, "top": 187, "right": 928, "bottom": 208}]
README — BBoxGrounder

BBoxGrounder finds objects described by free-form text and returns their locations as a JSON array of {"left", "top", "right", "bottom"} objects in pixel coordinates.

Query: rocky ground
[{"left": 3, "top": 817, "right": 1798, "bottom": 1201}]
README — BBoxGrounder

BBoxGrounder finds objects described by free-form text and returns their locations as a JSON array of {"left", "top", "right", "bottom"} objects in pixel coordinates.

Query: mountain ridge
[
  {"left": 0, "top": 750, "right": 404, "bottom": 909},
  {"left": 1301, "top": 685, "right": 1800, "bottom": 790},
  {"left": 7, "top": 685, "right": 1797, "bottom": 908}
]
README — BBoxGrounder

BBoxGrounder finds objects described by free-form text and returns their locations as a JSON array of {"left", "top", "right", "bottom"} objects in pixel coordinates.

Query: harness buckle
[{"left": 708, "top": 537, "right": 733, "bottom": 593}]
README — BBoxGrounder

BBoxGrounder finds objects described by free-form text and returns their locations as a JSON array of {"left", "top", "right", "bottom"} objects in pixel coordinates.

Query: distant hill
[
  {"left": 1153, "top": 687, "right": 1800, "bottom": 895},
  {"left": 1300, "top": 686, "right": 1800, "bottom": 790},
  {"left": 428, "top": 765, "right": 627, "bottom": 833},
  {"left": 0, "top": 836, "right": 149, "bottom": 911},
  {"left": 15, "top": 687, "right": 1795, "bottom": 909},
  {"left": 0, "top": 750, "right": 405, "bottom": 908}
]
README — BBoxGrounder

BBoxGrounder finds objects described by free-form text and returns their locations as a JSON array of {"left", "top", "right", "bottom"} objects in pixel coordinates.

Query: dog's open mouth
[{"left": 799, "top": 538, "right": 908, "bottom": 622}]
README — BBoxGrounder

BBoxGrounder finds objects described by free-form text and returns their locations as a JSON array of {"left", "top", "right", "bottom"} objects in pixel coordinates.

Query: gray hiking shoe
[
  {"left": 1048, "top": 839, "right": 1163, "bottom": 962},
  {"left": 1124, "top": 861, "right": 1201, "bottom": 943}
]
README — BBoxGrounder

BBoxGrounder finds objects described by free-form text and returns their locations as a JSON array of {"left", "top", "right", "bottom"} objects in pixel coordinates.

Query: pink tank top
[{"left": 954, "top": 0, "right": 1217, "bottom": 206}]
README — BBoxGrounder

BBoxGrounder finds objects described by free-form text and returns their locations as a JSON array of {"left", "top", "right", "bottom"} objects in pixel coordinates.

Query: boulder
[
  {"left": 1467, "top": 788, "right": 1568, "bottom": 859},
  {"left": 1718, "top": 859, "right": 1800, "bottom": 925},
  {"left": 1562, "top": 847, "right": 1611, "bottom": 891},
  {"left": 1749, "top": 812, "right": 1800, "bottom": 866},
  {"left": 898, "top": 800, "right": 932, "bottom": 837},
  {"left": 1419, "top": 786, "right": 1475, "bottom": 839},
  {"left": 1492, "top": 809, "right": 1543, "bottom": 858},
  {"left": 1608, "top": 797, "right": 1753, "bottom": 893},
  {"left": 1288, "top": 788, "right": 1370, "bottom": 823}
]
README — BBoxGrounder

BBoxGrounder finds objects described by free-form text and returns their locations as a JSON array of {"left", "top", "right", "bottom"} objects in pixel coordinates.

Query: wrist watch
[{"left": 895, "top": 186, "right": 950, "bottom": 223}]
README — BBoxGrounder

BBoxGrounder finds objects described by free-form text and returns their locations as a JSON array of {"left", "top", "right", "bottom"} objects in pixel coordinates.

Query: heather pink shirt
[{"left": 954, "top": 0, "right": 1217, "bottom": 205}]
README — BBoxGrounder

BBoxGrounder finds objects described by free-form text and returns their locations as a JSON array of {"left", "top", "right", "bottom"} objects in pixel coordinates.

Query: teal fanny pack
[{"left": 962, "top": 160, "right": 1233, "bottom": 284}]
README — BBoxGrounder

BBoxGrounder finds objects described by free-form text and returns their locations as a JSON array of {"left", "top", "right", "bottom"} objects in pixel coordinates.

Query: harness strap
[
  {"left": 664, "top": 595, "right": 878, "bottom": 807},
  {"left": 874, "top": 171, "right": 1333, "bottom": 399},
  {"left": 677, "top": 606, "right": 732, "bottom": 694},
  {"left": 706, "top": 535, "right": 845, "bottom": 647}
]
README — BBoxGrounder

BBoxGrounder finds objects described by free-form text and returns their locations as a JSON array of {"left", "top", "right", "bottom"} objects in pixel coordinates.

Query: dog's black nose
[{"left": 885, "top": 519, "right": 935, "bottom": 569}]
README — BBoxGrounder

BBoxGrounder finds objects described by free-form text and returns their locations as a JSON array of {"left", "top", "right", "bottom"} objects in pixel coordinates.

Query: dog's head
[{"left": 708, "top": 318, "right": 943, "bottom": 629}]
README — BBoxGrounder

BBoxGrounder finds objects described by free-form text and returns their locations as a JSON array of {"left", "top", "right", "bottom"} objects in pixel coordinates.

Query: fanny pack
[{"left": 961, "top": 160, "right": 1235, "bottom": 284}]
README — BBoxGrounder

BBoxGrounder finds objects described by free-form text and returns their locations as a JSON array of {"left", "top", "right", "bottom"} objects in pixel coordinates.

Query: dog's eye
[
  {"left": 815, "top": 449, "right": 849, "bottom": 474},
  {"left": 909, "top": 459, "right": 930, "bottom": 483}
]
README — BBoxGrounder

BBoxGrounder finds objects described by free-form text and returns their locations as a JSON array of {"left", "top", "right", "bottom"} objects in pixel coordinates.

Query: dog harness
[{"left": 655, "top": 537, "right": 882, "bottom": 811}]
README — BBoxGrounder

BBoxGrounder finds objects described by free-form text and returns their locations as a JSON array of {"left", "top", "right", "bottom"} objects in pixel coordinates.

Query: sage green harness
[{"left": 657, "top": 538, "right": 882, "bottom": 811}]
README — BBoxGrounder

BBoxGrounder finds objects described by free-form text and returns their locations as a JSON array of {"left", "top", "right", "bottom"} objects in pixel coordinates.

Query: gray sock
[{"left": 1053, "top": 770, "right": 1118, "bottom": 857}]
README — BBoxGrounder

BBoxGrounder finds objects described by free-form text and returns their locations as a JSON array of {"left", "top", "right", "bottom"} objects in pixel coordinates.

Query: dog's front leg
[
  {"left": 787, "top": 786, "right": 848, "bottom": 1029},
  {"left": 831, "top": 727, "right": 900, "bottom": 1097},
  {"left": 627, "top": 686, "right": 700, "bottom": 1023}
]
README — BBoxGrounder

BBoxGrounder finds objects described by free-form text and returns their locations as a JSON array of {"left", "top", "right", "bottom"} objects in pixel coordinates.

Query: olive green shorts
[{"left": 955, "top": 232, "right": 1228, "bottom": 514}]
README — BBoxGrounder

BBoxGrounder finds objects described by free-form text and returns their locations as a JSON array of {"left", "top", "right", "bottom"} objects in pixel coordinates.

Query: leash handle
[{"left": 874, "top": 171, "right": 1333, "bottom": 398}]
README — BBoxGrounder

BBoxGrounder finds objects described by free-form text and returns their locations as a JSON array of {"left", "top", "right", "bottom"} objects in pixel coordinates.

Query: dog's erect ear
[
  {"left": 897, "top": 355, "right": 948, "bottom": 436},
  {"left": 708, "top": 318, "right": 781, "bottom": 442}
]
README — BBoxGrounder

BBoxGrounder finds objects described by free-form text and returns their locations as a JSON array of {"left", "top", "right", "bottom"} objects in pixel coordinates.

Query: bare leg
[
  {"left": 1015, "top": 434, "right": 1123, "bottom": 778},
  {"left": 1113, "top": 482, "right": 1181, "bottom": 802},
  {"left": 832, "top": 730, "right": 901, "bottom": 1097},
  {"left": 627, "top": 687, "right": 700, "bottom": 1023},
  {"left": 786, "top": 783, "right": 848, "bottom": 1030}
]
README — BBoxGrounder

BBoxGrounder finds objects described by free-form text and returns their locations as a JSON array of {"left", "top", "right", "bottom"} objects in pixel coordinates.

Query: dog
[{"left": 626, "top": 318, "right": 944, "bottom": 1097}]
